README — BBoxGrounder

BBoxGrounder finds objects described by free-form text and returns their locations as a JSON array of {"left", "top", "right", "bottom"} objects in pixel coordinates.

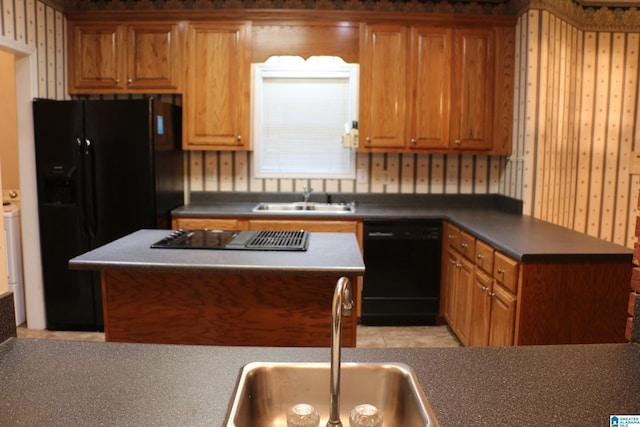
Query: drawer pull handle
[
  {"left": 477, "top": 254, "right": 484, "bottom": 260},
  {"left": 497, "top": 268, "right": 505, "bottom": 274}
]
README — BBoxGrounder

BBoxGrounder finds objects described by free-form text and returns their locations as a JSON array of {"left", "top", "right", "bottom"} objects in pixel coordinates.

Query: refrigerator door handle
[
  {"left": 77, "top": 138, "right": 90, "bottom": 239},
  {"left": 83, "top": 139, "right": 99, "bottom": 239}
]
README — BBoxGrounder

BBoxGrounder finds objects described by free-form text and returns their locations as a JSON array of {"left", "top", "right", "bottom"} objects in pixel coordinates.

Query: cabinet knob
[
  {"left": 448, "top": 234, "right": 454, "bottom": 240},
  {"left": 481, "top": 286, "right": 488, "bottom": 292},
  {"left": 460, "top": 242, "right": 468, "bottom": 248},
  {"left": 497, "top": 268, "right": 505, "bottom": 274},
  {"left": 115, "top": 79, "right": 120, "bottom": 84},
  {"left": 488, "top": 291, "right": 496, "bottom": 297},
  {"left": 454, "top": 139, "right": 461, "bottom": 145},
  {"left": 410, "top": 138, "right": 417, "bottom": 145},
  {"left": 450, "top": 260, "right": 457, "bottom": 265},
  {"left": 456, "top": 263, "right": 462, "bottom": 268},
  {"left": 365, "top": 137, "right": 371, "bottom": 144},
  {"left": 477, "top": 254, "right": 484, "bottom": 260},
  {"left": 237, "top": 135, "right": 242, "bottom": 141},
  {"left": 127, "top": 78, "right": 132, "bottom": 84}
]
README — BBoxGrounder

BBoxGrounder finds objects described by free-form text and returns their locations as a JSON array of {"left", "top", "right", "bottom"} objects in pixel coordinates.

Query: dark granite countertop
[
  {"left": 68, "top": 229, "right": 365, "bottom": 275},
  {"left": 1, "top": 338, "right": 638, "bottom": 426},
  {"left": 172, "top": 193, "right": 632, "bottom": 262}
]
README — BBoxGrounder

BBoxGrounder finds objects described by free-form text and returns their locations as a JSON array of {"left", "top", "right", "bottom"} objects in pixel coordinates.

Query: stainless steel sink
[
  {"left": 252, "top": 202, "right": 355, "bottom": 213},
  {"left": 225, "top": 362, "right": 439, "bottom": 426}
]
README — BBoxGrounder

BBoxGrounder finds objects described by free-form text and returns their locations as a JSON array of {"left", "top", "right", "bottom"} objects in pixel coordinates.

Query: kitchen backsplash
[{"left": 186, "top": 150, "right": 511, "bottom": 196}]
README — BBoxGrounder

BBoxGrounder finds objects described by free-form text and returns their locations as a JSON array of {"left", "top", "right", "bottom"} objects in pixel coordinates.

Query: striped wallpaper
[
  {"left": 2, "top": 0, "right": 640, "bottom": 247},
  {"left": 512, "top": 9, "right": 640, "bottom": 248}
]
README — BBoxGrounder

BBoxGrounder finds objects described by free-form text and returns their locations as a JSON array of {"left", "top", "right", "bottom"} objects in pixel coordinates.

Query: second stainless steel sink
[
  {"left": 225, "top": 362, "right": 439, "bottom": 426},
  {"left": 252, "top": 202, "right": 355, "bottom": 213}
]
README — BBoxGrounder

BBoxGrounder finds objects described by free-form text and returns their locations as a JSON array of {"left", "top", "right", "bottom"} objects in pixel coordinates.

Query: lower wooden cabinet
[
  {"left": 487, "top": 281, "right": 517, "bottom": 346},
  {"left": 442, "top": 220, "right": 630, "bottom": 346},
  {"left": 469, "top": 269, "right": 492, "bottom": 346},
  {"left": 444, "top": 247, "right": 474, "bottom": 346},
  {"left": 469, "top": 269, "right": 517, "bottom": 347},
  {"left": 444, "top": 220, "right": 518, "bottom": 347}
]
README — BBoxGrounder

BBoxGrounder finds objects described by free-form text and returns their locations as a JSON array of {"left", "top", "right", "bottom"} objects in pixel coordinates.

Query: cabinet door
[
  {"left": 451, "top": 28, "right": 494, "bottom": 151},
  {"left": 126, "top": 22, "right": 180, "bottom": 91},
  {"left": 360, "top": 24, "right": 408, "bottom": 150},
  {"left": 69, "top": 23, "right": 124, "bottom": 91},
  {"left": 453, "top": 255, "right": 474, "bottom": 346},
  {"left": 469, "top": 270, "right": 492, "bottom": 347},
  {"left": 408, "top": 27, "right": 451, "bottom": 150},
  {"left": 443, "top": 249, "right": 459, "bottom": 328},
  {"left": 488, "top": 283, "right": 516, "bottom": 346},
  {"left": 184, "top": 22, "right": 251, "bottom": 150}
]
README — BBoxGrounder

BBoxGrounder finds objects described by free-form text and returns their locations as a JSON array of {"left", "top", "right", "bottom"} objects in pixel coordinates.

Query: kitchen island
[
  {"left": 69, "top": 229, "right": 364, "bottom": 347},
  {"left": 1, "top": 337, "right": 638, "bottom": 426}
]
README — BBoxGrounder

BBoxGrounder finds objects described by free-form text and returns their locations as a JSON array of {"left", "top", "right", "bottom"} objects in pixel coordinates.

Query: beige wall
[
  {"left": 0, "top": 49, "right": 20, "bottom": 191},
  {"left": 508, "top": 9, "right": 640, "bottom": 248}
]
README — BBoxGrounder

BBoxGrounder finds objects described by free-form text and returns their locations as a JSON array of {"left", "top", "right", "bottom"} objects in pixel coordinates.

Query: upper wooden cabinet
[
  {"left": 67, "top": 21, "right": 181, "bottom": 94},
  {"left": 359, "top": 24, "right": 409, "bottom": 150},
  {"left": 360, "top": 22, "right": 513, "bottom": 155},
  {"left": 451, "top": 28, "right": 494, "bottom": 151},
  {"left": 183, "top": 21, "right": 251, "bottom": 151}
]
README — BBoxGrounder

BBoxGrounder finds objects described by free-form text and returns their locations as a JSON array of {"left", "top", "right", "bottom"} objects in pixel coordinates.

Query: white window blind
[{"left": 252, "top": 56, "right": 358, "bottom": 179}]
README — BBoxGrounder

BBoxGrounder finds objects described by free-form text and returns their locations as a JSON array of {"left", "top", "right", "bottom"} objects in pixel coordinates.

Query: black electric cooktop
[{"left": 150, "top": 229, "right": 309, "bottom": 251}]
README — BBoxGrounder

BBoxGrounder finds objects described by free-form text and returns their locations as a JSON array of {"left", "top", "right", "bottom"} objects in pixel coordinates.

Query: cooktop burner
[{"left": 151, "top": 229, "right": 309, "bottom": 251}]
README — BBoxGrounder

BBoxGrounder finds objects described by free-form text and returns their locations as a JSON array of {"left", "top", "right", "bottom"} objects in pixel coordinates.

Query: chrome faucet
[
  {"left": 302, "top": 185, "right": 314, "bottom": 203},
  {"left": 327, "top": 277, "right": 353, "bottom": 427}
]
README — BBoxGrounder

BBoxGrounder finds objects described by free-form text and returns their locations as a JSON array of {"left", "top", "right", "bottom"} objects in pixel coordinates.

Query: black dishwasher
[{"left": 361, "top": 220, "right": 442, "bottom": 326}]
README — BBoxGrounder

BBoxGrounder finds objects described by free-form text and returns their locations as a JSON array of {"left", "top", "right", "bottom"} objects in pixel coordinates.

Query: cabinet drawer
[
  {"left": 446, "top": 223, "right": 460, "bottom": 249},
  {"left": 172, "top": 217, "right": 245, "bottom": 230},
  {"left": 475, "top": 239, "right": 494, "bottom": 275},
  {"left": 458, "top": 231, "right": 476, "bottom": 261},
  {"left": 493, "top": 251, "right": 519, "bottom": 294}
]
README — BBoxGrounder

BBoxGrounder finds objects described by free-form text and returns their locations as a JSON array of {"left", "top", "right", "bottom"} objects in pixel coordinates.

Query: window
[{"left": 252, "top": 56, "right": 358, "bottom": 179}]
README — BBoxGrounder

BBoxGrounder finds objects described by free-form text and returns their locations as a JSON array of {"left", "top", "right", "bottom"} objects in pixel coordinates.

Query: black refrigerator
[{"left": 32, "top": 98, "right": 184, "bottom": 331}]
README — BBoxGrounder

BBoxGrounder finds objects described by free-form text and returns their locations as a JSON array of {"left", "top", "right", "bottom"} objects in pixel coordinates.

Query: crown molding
[
  {"left": 515, "top": 0, "right": 640, "bottom": 31},
  {"left": 55, "top": 0, "right": 639, "bottom": 32}
]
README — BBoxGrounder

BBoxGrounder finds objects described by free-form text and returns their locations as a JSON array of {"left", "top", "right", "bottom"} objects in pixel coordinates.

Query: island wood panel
[
  {"left": 515, "top": 260, "right": 631, "bottom": 345},
  {"left": 101, "top": 270, "right": 357, "bottom": 347}
]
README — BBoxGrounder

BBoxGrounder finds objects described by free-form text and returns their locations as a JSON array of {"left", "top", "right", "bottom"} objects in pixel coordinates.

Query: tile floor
[{"left": 16, "top": 324, "right": 461, "bottom": 348}]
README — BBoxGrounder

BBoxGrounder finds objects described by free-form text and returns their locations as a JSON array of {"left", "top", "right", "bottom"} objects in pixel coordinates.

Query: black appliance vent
[{"left": 245, "top": 230, "right": 309, "bottom": 250}]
